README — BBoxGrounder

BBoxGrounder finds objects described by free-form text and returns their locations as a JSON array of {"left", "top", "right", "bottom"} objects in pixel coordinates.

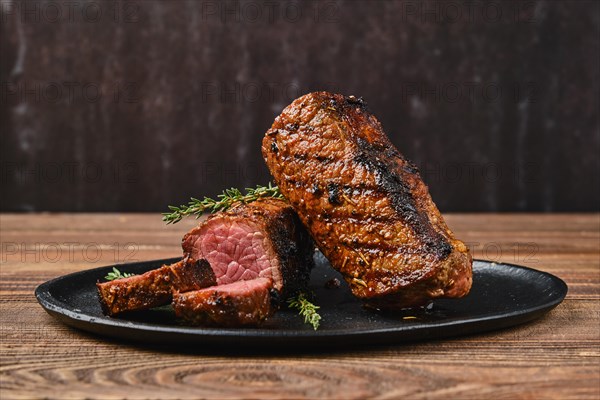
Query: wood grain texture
[{"left": 1, "top": 213, "right": 599, "bottom": 399}]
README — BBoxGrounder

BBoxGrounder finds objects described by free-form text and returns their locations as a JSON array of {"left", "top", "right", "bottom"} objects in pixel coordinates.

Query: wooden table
[{"left": 1, "top": 214, "right": 598, "bottom": 399}]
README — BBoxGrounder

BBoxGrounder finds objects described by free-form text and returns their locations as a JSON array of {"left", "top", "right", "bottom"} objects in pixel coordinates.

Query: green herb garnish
[
  {"left": 105, "top": 267, "right": 135, "bottom": 281},
  {"left": 288, "top": 293, "right": 322, "bottom": 330},
  {"left": 162, "top": 183, "right": 284, "bottom": 224}
]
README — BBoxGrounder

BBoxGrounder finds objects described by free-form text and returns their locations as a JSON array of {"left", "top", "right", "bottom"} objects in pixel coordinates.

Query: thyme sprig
[
  {"left": 288, "top": 293, "right": 322, "bottom": 330},
  {"left": 105, "top": 267, "right": 135, "bottom": 281},
  {"left": 162, "top": 183, "right": 284, "bottom": 224}
]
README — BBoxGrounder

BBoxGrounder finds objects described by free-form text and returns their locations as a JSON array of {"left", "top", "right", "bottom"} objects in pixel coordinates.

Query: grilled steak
[
  {"left": 172, "top": 277, "right": 275, "bottom": 326},
  {"left": 97, "top": 199, "right": 313, "bottom": 325},
  {"left": 262, "top": 91, "right": 472, "bottom": 309},
  {"left": 97, "top": 258, "right": 215, "bottom": 316},
  {"left": 181, "top": 198, "right": 314, "bottom": 299},
  {"left": 174, "top": 199, "right": 314, "bottom": 325}
]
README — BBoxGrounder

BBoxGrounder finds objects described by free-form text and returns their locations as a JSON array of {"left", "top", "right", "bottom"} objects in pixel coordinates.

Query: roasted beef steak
[
  {"left": 97, "top": 199, "right": 313, "bottom": 324},
  {"left": 172, "top": 277, "right": 275, "bottom": 326},
  {"left": 181, "top": 198, "right": 314, "bottom": 299},
  {"left": 262, "top": 91, "right": 473, "bottom": 308},
  {"left": 96, "top": 258, "right": 215, "bottom": 316}
]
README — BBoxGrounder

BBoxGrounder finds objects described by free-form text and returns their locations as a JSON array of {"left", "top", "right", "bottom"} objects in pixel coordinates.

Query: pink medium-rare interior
[
  {"left": 196, "top": 277, "right": 273, "bottom": 296},
  {"left": 194, "top": 218, "right": 282, "bottom": 289}
]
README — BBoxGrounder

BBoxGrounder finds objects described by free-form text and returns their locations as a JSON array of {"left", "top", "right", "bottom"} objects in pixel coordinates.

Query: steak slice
[
  {"left": 96, "top": 258, "right": 215, "bottom": 316},
  {"left": 172, "top": 277, "right": 274, "bottom": 326},
  {"left": 181, "top": 198, "right": 314, "bottom": 299},
  {"left": 262, "top": 91, "right": 472, "bottom": 309}
]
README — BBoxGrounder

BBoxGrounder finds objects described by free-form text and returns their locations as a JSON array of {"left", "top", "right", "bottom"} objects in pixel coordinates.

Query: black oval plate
[{"left": 35, "top": 256, "right": 567, "bottom": 348}]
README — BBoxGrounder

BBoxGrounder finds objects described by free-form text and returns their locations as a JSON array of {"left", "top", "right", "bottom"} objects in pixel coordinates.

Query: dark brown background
[{"left": 1, "top": 0, "right": 598, "bottom": 212}]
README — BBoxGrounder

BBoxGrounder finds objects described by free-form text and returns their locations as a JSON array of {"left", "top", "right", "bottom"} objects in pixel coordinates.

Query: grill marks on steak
[
  {"left": 97, "top": 199, "right": 314, "bottom": 325},
  {"left": 172, "top": 278, "right": 275, "bottom": 326},
  {"left": 262, "top": 91, "right": 472, "bottom": 308},
  {"left": 96, "top": 259, "right": 215, "bottom": 316}
]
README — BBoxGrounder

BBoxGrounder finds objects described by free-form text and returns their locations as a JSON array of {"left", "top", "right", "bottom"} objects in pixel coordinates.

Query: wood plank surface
[{"left": 1, "top": 213, "right": 599, "bottom": 399}]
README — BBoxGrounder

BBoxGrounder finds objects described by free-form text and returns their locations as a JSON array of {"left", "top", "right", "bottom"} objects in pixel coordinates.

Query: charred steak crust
[
  {"left": 171, "top": 258, "right": 217, "bottom": 291},
  {"left": 172, "top": 278, "right": 275, "bottom": 326},
  {"left": 96, "top": 258, "right": 215, "bottom": 316},
  {"left": 262, "top": 92, "right": 472, "bottom": 308},
  {"left": 237, "top": 199, "right": 315, "bottom": 299},
  {"left": 181, "top": 199, "right": 314, "bottom": 300}
]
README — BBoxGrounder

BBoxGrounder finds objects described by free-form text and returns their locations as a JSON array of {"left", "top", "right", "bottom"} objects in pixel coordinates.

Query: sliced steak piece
[
  {"left": 97, "top": 258, "right": 215, "bottom": 316},
  {"left": 172, "top": 278, "right": 275, "bottom": 326},
  {"left": 262, "top": 91, "right": 472, "bottom": 309},
  {"left": 182, "top": 198, "right": 314, "bottom": 299}
]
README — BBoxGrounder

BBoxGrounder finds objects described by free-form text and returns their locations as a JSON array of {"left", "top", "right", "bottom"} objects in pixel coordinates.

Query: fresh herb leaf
[
  {"left": 105, "top": 267, "right": 135, "bottom": 281},
  {"left": 162, "top": 183, "right": 284, "bottom": 224},
  {"left": 288, "top": 292, "right": 321, "bottom": 330}
]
